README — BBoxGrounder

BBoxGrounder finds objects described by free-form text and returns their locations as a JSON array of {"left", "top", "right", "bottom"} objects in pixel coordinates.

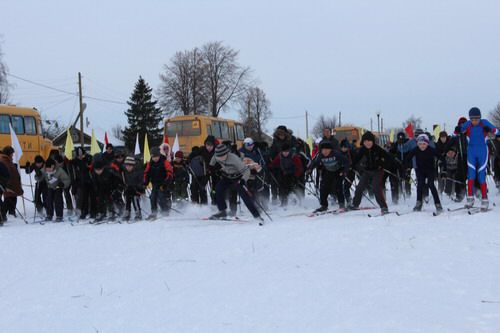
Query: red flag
[
  {"left": 405, "top": 123, "right": 414, "bottom": 139},
  {"left": 163, "top": 135, "right": 169, "bottom": 144},
  {"left": 104, "top": 132, "right": 109, "bottom": 145}
]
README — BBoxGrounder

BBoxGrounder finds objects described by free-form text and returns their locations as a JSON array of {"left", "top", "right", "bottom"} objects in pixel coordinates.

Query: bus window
[
  {"left": 212, "top": 122, "right": 222, "bottom": 138},
  {"left": 206, "top": 124, "right": 212, "bottom": 136},
  {"left": 181, "top": 120, "right": 201, "bottom": 136},
  {"left": 25, "top": 116, "right": 37, "bottom": 135},
  {"left": 11, "top": 115, "right": 25, "bottom": 134},
  {"left": 220, "top": 122, "right": 229, "bottom": 139},
  {"left": 166, "top": 121, "right": 182, "bottom": 137},
  {"left": 0, "top": 115, "right": 9, "bottom": 134},
  {"left": 235, "top": 124, "right": 245, "bottom": 140}
]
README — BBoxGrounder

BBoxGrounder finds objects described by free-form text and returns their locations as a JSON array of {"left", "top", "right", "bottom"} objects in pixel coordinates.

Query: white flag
[
  {"left": 172, "top": 133, "right": 180, "bottom": 155},
  {"left": 134, "top": 133, "right": 141, "bottom": 155},
  {"left": 9, "top": 123, "right": 23, "bottom": 165}
]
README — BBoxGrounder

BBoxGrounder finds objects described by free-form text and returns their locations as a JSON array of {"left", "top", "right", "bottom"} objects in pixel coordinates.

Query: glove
[
  {"left": 484, "top": 126, "right": 491, "bottom": 133},
  {"left": 57, "top": 181, "right": 65, "bottom": 188},
  {"left": 454, "top": 126, "right": 461, "bottom": 134}
]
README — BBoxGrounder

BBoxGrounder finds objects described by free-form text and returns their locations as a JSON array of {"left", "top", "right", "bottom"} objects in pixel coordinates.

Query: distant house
[{"left": 52, "top": 126, "right": 124, "bottom": 152}]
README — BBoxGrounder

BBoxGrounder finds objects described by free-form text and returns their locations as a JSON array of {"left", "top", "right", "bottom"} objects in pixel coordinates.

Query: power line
[{"left": 7, "top": 72, "right": 127, "bottom": 105}]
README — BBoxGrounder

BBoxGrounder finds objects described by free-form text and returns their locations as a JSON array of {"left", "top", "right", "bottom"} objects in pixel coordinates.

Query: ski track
[{"left": 0, "top": 176, "right": 500, "bottom": 332}]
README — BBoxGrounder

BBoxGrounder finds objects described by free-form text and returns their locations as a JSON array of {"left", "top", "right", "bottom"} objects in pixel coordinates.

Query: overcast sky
[{"left": 2, "top": 0, "right": 500, "bottom": 137}]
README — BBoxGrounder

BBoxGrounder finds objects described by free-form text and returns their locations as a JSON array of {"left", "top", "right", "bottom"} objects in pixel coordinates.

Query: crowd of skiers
[{"left": 0, "top": 107, "right": 499, "bottom": 225}]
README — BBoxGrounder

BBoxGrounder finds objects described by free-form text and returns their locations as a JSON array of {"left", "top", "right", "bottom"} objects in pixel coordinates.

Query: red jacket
[{"left": 270, "top": 153, "right": 303, "bottom": 177}]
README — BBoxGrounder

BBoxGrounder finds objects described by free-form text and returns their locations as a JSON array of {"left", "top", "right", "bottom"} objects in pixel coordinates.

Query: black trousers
[
  {"left": 190, "top": 176, "right": 208, "bottom": 204},
  {"left": 352, "top": 169, "right": 387, "bottom": 209},
  {"left": 278, "top": 174, "right": 296, "bottom": 205},
  {"left": 416, "top": 170, "right": 441, "bottom": 205},
  {"left": 320, "top": 171, "right": 345, "bottom": 208},
  {"left": 125, "top": 188, "right": 142, "bottom": 214},
  {"left": 35, "top": 181, "right": 47, "bottom": 214},
  {"left": 46, "top": 188, "right": 64, "bottom": 218},
  {"left": 216, "top": 177, "right": 259, "bottom": 217},
  {"left": 150, "top": 185, "right": 171, "bottom": 213}
]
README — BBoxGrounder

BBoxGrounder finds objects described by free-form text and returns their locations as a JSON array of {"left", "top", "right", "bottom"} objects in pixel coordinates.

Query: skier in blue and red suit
[{"left": 458, "top": 107, "right": 498, "bottom": 210}]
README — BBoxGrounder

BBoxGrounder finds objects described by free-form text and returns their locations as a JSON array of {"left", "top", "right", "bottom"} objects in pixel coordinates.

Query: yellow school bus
[
  {"left": 0, "top": 104, "right": 57, "bottom": 165},
  {"left": 334, "top": 126, "right": 390, "bottom": 148},
  {"left": 164, "top": 115, "right": 245, "bottom": 153}
]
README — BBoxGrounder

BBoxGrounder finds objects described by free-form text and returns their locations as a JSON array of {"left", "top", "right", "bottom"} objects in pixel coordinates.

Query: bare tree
[
  {"left": 41, "top": 115, "right": 62, "bottom": 140},
  {"left": 490, "top": 102, "right": 500, "bottom": 127},
  {"left": 312, "top": 115, "right": 337, "bottom": 138},
  {"left": 158, "top": 48, "right": 207, "bottom": 116},
  {"left": 238, "top": 86, "right": 271, "bottom": 141},
  {"left": 0, "top": 42, "right": 10, "bottom": 104},
  {"left": 202, "top": 41, "right": 250, "bottom": 117},
  {"left": 402, "top": 115, "right": 423, "bottom": 129},
  {"left": 111, "top": 124, "right": 124, "bottom": 141}
]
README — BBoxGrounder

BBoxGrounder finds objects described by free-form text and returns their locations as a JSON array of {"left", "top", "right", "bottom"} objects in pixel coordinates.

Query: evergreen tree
[{"left": 122, "top": 76, "right": 164, "bottom": 152}]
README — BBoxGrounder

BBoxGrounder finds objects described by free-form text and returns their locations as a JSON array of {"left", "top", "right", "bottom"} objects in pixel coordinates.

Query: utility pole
[
  {"left": 78, "top": 72, "right": 84, "bottom": 148},
  {"left": 376, "top": 112, "right": 381, "bottom": 133},
  {"left": 370, "top": 118, "right": 373, "bottom": 131},
  {"left": 338, "top": 111, "right": 342, "bottom": 127},
  {"left": 305, "top": 110, "right": 309, "bottom": 139},
  {"left": 381, "top": 118, "right": 384, "bottom": 132}
]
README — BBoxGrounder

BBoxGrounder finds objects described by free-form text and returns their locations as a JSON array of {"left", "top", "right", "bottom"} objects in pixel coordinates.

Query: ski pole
[
  {"left": 241, "top": 182, "right": 273, "bottom": 222},
  {"left": 344, "top": 175, "right": 377, "bottom": 208}
]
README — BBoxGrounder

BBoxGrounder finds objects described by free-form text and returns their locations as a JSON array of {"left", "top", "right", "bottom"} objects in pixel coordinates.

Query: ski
[
  {"left": 308, "top": 207, "right": 376, "bottom": 218},
  {"left": 367, "top": 211, "right": 397, "bottom": 218},
  {"left": 468, "top": 208, "right": 493, "bottom": 215},
  {"left": 202, "top": 216, "right": 250, "bottom": 223},
  {"left": 432, "top": 210, "right": 444, "bottom": 217}
]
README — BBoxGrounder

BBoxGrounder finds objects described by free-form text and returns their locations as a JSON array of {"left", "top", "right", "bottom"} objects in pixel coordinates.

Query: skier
[
  {"left": 404, "top": 134, "right": 443, "bottom": 213},
  {"left": 269, "top": 125, "right": 297, "bottom": 204},
  {"left": 0, "top": 146, "right": 23, "bottom": 219},
  {"left": 172, "top": 151, "right": 189, "bottom": 203},
  {"left": 348, "top": 131, "right": 396, "bottom": 214},
  {"left": 54, "top": 155, "right": 75, "bottom": 216},
  {"left": 144, "top": 147, "right": 173, "bottom": 219},
  {"left": 208, "top": 144, "right": 262, "bottom": 221},
  {"left": 444, "top": 117, "right": 469, "bottom": 201},
  {"left": 240, "top": 138, "right": 266, "bottom": 204},
  {"left": 308, "top": 140, "right": 350, "bottom": 213},
  {"left": 71, "top": 147, "right": 96, "bottom": 219},
  {"left": 25, "top": 155, "right": 47, "bottom": 216},
  {"left": 270, "top": 143, "right": 304, "bottom": 207},
  {"left": 40, "top": 158, "right": 71, "bottom": 222},
  {"left": 187, "top": 146, "right": 208, "bottom": 204},
  {"left": 92, "top": 160, "right": 124, "bottom": 221},
  {"left": 102, "top": 143, "right": 115, "bottom": 166},
  {"left": 339, "top": 138, "right": 355, "bottom": 205},
  {"left": 494, "top": 133, "right": 500, "bottom": 189},
  {"left": 459, "top": 107, "right": 498, "bottom": 209},
  {"left": 122, "top": 156, "right": 144, "bottom": 221}
]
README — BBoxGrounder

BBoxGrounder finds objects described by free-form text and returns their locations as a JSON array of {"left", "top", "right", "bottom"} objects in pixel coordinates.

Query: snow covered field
[{"left": 1, "top": 178, "right": 500, "bottom": 333}]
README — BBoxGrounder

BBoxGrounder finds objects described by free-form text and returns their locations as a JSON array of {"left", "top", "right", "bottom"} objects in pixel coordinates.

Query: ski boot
[
  {"left": 381, "top": 207, "right": 389, "bottom": 215},
  {"left": 55, "top": 216, "right": 64, "bottom": 223},
  {"left": 465, "top": 196, "right": 474, "bottom": 209},
  {"left": 413, "top": 201, "right": 423, "bottom": 212},
  {"left": 481, "top": 198, "right": 489, "bottom": 212},
  {"left": 122, "top": 210, "right": 131, "bottom": 222},
  {"left": 44, "top": 216, "right": 53, "bottom": 222},
  {"left": 209, "top": 210, "right": 227, "bottom": 220},
  {"left": 435, "top": 203, "right": 443, "bottom": 214},
  {"left": 313, "top": 206, "right": 328, "bottom": 214},
  {"left": 134, "top": 212, "right": 142, "bottom": 221},
  {"left": 146, "top": 213, "right": 157, "bottom": 221},
  {"left": 347, "top": 204, "right": 359, "bottom": 211}
]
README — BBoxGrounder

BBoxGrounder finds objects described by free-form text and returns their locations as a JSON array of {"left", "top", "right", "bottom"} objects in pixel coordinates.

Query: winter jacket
[
  {"left": 270, "top": 153, "right": 303, "bottom": 177},
  {"left": 0, "top": 153, "right": 23, "bottom": 198},
  {"left": 42, "top": 167, "right": 71, "bottom": 190},
  {"left": 172, "top": 160, "right": 189, "bottom": 183},
  {"left": 269, "top": 129, "right": 297, "bottom": 159},
  {"left": 351, "top": 145, "right": 395, "bottom": 172},
  {"left": 0, "top": 161, "right": 10, "bottom": 192},
  {"left": 209, "top": 153, "right": 251, "bottom": 181},
  {"left": 92, "top": 167, "right": 124, "bottom": 194},
  {"left": 404, "top": 147, "right": 443, "bottom": 174},
  {"left": 71, "top": 156, "right": 93, "bottom": 186},
  {"left": 144, "top": 156, "right": 174, "bottom": 186},
  {"left": 122, "top": 168, "right": 145, "bottom": 194},
  {"left": 309, "top": 150, "right": 349, "bottom": 174}
]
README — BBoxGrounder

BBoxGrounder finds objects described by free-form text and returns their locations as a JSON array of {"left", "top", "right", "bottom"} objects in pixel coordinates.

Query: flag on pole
[
  {"left": 104, "top": 132, "right": 109, "bottom": 146},
  {"left": 405, "top": 123, "right": 414, "bottom": 139},
  {"left": 163, "top": 134, "right": 169, "bottom": 145},
  {"left": 134, "top": 133, "right": 141, "bottom": 155},
  {"left": 306, "top": 137, "right": 313, "bottom": 152},
  {"left": 64, "top": 128, "right": 74, "bottom": 158},
  {"left": 389, "top": 128, "right": 395, "bottom": 143},
  {"left": 172, "top": 133, "right": 180, "bottom": 154},
  {"left": 9, "top": 123, "right": 23, "bottom": 165},
  {"left": 90, "top": 129, "right": 100, "bottom": 155},
  {"left": 143, "top": 134, "right": 150, "bottom": 164},
  {"left": 433, "top": 125, "right": 441, "bottom": 142}
]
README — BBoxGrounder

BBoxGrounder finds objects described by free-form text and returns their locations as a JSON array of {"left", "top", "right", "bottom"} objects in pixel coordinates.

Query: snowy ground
[{"left": 1, "top": 175, "right": 500, "bottom": 333}]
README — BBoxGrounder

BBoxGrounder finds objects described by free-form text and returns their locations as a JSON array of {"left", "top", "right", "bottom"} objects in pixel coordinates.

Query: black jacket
[
  {"left": 352, "top": 145, "right": 395, "bottom": 172},
  {"left": 405, "top": 147, "right": 443, "bottom": 174}
]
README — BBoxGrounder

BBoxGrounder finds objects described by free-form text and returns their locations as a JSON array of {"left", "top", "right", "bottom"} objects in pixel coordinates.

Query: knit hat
[
  {"left": 319, "top": 140, "right": 333, "bottom": 150},
  {"left": 34, "top": 155, "right": 45, "bottom": 164},
  {"left": 277, "top": 125, "right": 287, "bottom": 132},
  {"left": 243, "top": 137, "right": 254, "bottom": 146},
  {"left": 93, "top": 160, "right": 105, "bottom": 170},
  {"left": 204, "top": 135, "right": 216, "bottom": 145},
  {"left": 151, "top": 147, "right": 161, "bottom": 157},
  {"left": 361, "top": 131, "right": 375, "bottom": 143},
  {"left": 215, "top": 144, "right": 230, "bottom": 157},
  {"left": 469, "top": 107, "right": 481, "bottom": 119},
  {"left": 458, "top": 117, "right": 467, "bottom": 125},
  {"left": 124, "top": 156, "right": 136, "bottom": 166},
  {"left": 417, "top": 134, "right": 430, "bottom": 144},
  {"left": 175, "top": 151, "right": 184, "bottom": 159}
]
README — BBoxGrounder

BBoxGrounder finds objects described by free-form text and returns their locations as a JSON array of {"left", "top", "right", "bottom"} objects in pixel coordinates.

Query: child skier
[
  {"left": 92, "top": 160, "right": 124, "bottom": 221},
  {"left": 172, "top": 151, "right": 189, "bottom": 203},
  {"left": 122, "top": 156, "right": 144, "bottom": 221},
  {"left": 404, "top": 134, "right": 444, "bottom": 213},
  {"left": 25, "top": 155, "right": 47, "bottom": 216},
  {"left": 459, "top": 107, "right": 498, "bottom": 209},
  {"left": 41, "top": 158, "right": 71, "bottom": 222},
  {"left": 144, "top": 147, "right": 173, "bottom": 219},
  {"left": 270, "top": 143, "right": 304, "bottom": 207},
  {"left": 349, "top": 131, "right": 396, "bottom": 214},
  {"left": 208, "top": 144, "right": 262, "bottom": 221},
  {"left": 308, "top": 140, "right": 350, "bottom": 213}
]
